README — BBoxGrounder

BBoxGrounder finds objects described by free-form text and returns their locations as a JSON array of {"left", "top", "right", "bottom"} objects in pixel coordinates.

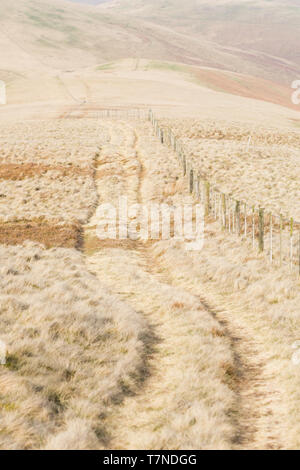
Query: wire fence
[
  {"left": 148, "top": 109, "right": 300, "bottom": 275},
  {"left": 60, "top": 106, "right": 300, "bottom": 273},
  {"left": 64, "top": 107, "right": 148, "bottom": 120}
]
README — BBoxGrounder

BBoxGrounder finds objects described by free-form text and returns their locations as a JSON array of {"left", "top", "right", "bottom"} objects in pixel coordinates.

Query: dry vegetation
[
  {"left": 0, "top": 0, "right": 299, "bottom": 452},
  {"left": 85, "top": 120, "right": 236, "bottom": 449},
  {"left": 3, "top": 0, "right": 300, "bottom": 88},
  {"left": 0, "top": 118, "right": 106, "bottom": 245},
  {"left": 0, "top": 220, "right": 81, "bottom": 249},
  {"left": 134, "top": 120, "right": 300, "bottom": 449},
  {"left": 1, "top": 110, "right": 300, "bottom": 450},
  {"left": 160, "top": 118, "right": 300, "bottom": 219},
  {"left": 0, "top": 117, "right": 236, "bottom": 450},
  {"left": 0, "top": 242, "right": 147, "bottom": 450},
  {"left": 0, "top": 119, "right": 101, "bottom": 167},
  {"left": 85, "top": 117, "right": 300, "bottom": 450}
]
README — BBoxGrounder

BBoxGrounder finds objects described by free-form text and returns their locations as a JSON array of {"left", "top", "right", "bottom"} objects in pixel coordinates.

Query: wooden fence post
[
  {"left": 205, "top": 181, "right": 210, "bottom": 217},
  {"left": 221, "top": 193, "right": 226, "bottom": 229},
  {"left": 244, "top": 203, "right": 247, "bottom": 237},
  {"left": 189, "top": 169, "right": 194, "bottom": 194},
  {"left": 298, "top": 231, "right": 300, "bottom": 275},
  {"left": 218, "top": 192, "right": 222, "bottom": 221},
  {"left": 196, "top": 173, "right": 200, "bottom": 199},
  {"left": 214, "top": 191, "right": 218, "bottom": 219},
  {"left": 280, "top": 214, "right": 283, "bottom": 267},
  {"left": 290, "top": 217, "right": 294, "bottom": 270},
  {"left": 258, "top": 208, "right": 265, "bottom": 252},
  {"left": 235, "top": 200, "right": 241, "bottom": 235},
  {"left": 183, "top": 155, "right": 186, "bottom": 176},
  {"left": 270, "top": 213, "right": 273, "bottom": 264}
]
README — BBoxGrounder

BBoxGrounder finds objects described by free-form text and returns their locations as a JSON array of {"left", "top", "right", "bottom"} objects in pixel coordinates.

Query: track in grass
[{"left": 83, "top": 118, "right": 284, "bottom": 450}]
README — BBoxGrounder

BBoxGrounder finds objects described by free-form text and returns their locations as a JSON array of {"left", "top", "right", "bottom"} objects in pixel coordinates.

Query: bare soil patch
[
  {"left": 0, "top": 163, "right": 93, "bottom": 181},
  {"left": 0, "top": 219, "right": 82, "bottom": 249}
]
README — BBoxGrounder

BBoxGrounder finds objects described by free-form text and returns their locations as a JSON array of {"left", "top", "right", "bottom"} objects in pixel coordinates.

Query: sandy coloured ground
[{"left": 0, "top": 56, "right": 299, "bottom": 449}]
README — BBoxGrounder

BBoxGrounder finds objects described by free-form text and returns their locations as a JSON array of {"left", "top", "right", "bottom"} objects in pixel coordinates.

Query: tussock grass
[
  {"left": 85, "top": 120, "right": 236, "bottom": 449},
  {"left": 0, "top": 173, "right": 97, "bottom": 223},
  {"left": 0, "top": 219, "right": 81, "bottom": 248},
  {"left": 0, "top": 242, "right": 147, "bottom": 450},
  {"left": 136, "top": 120, "right": 300, "bottom": 449},
  {"left": 159, "top": 118, "right": 300, "bottom": 219},
  {"left": 1, "top": 114, "right": 299, "bottom": 450},
  {"left": 89, "top": 245, "right": 235, "bottom": 450},
  {"left": 160, "top": 118, "right": 300, "bottom": 146},
  {"left": 0, "top": 119, "right": 105, "bottom": 240},
  {"left": 151, "top": 225, "right": 300, "bottom": 449},
  {"left": 0, "top": 163, "right": 93, "bottom": 181},
  {"left": 0, "top": 118, "right": 148, "bottom": 449}
]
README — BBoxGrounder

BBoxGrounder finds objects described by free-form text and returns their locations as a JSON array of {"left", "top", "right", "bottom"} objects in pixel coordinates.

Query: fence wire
[{"left": 149, "top": 109, "right": 300, "bottom": 275}]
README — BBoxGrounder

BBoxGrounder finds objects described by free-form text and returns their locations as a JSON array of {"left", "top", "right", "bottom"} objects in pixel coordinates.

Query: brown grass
[
  {"left": 159, "top": 118, "right": 300, "bottom": 219},
  {"left": 0, "top": 163, "right": 93, "bottom": 181},
  {"left": 0, "top": 219, "right": 82, "bottom": 249},
  {"left": 84, "top": 233, "right": 141, "bottom": 256},
  {"left": 1, "top": 110, "right": 299, "bottom": 450},
  {"left": 0, "top": 242, "right": 147, "bottom": 450},
  {"left": 84, "top": 119, "right": 236, "bottom": 450}
]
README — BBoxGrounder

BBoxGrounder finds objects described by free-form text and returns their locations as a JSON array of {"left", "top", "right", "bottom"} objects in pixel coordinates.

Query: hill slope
[
  {"left": 0, "top": 0, "right": 299, "bottom": 87},
  {"left": 101, "top": 0, "right": 300, "bottom": 85}
]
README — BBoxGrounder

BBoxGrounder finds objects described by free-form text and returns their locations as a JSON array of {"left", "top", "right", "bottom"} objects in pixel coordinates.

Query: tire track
[
  {"left": 134, "top": 122, "right": 283, "bottom": 450},
  {"left": 84, "top": 120, "right": 237, "bottom": 449}
]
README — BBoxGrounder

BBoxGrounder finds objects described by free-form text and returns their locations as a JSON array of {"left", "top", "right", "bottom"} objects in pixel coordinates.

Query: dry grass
[
  {"left": 0, "top": 242, "right": 147, "bottom": 450},
  {"left": 0, "top": 120, "right": 106, "bottom": 245},
  {"left": 134, "top": 120, "right": 300, "bottom": 449},
  {"left": 89, "top": 244, "right": 235, "bottom": 450},
  {"left": 84, "top": 120, "right": 236, "bottom": 450},
  {"left": 0, "top": 219, "right": 82, "bottom": 248},
  {"left": 1, "top": 110, "right": 300, "bottom": 450},
  {"left": 0, "top": 118, "right": 156, "bottom": 450},
  {"left": 159, "top": 118, "right": 300, "bottom": 219},
  {"left": 150, "top": 226, "right": 300, "bottom": 449},
  {"left": 0, "top": 163, "right": 92, "bottom": 181},
  {"left": 0, "top": 173, "right": 97, "bottom": 223},
  {"left": 160, "top": 118, "right": 300, "bottom": 146},
  {"left": 0, "top": 119, "right": 104, "bottom": 167}
]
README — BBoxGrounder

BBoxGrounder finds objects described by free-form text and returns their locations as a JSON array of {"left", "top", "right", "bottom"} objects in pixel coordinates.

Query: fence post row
[
  {"left": 183, "top": 155, "right": 187, "bottom": 176},
  {"left": 258, "top": 208, "right": 264, "bottom": 253},
  {"left": 222, "top": 193, "right": 226, "bottom": 229},
  {"left": 189, "top": 169, "right": 194, "bottom": 194},
  {"left": 149, "top": 110, "right": 300, "bottom": 273},
  {"left": 205, "top": 181, "right": 210, "bottom": 217},
  {"left": 235, "top": 200, "right": 241, "bottom": 236},
  {"left": 299, "top": 232, "right": 300, "bottom": 275}
]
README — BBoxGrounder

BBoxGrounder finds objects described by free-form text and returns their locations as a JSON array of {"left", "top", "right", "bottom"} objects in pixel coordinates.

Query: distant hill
[
  {"left": 0, "top": 0, "right": 299, "bottom": 88},
  {"left": 66, "top": 0, "right": 109, "bottom": 4},
  {"left": 102, "top": 0, "right": 300, "bottom": 85}
]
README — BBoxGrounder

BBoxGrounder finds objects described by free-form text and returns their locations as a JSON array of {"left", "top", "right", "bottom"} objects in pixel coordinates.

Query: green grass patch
[
  {"left": 5, "top": 354, "right": 21, "bottom": 371},
  {"left": 96, "top": 63, "right": 114, "bottom": 71},
  {"left": 147, "top": 61, "right": 189, "bottom": 74}
]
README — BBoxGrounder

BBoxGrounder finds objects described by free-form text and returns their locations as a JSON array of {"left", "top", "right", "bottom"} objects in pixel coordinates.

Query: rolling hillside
[
  {"left": 1, "top": 0, "right": 299, "bottom": 86},
  {"left": 101, "top": 0, "right": 300, "bottom": 85},
  {"left": 1, "top": 0, "right": 300, "bottom": 452}
]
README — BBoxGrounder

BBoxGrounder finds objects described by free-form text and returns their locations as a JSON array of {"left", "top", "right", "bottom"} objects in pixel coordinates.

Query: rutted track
[{"left": 81, "top": 118, "right": 283, "bottom": 449}]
